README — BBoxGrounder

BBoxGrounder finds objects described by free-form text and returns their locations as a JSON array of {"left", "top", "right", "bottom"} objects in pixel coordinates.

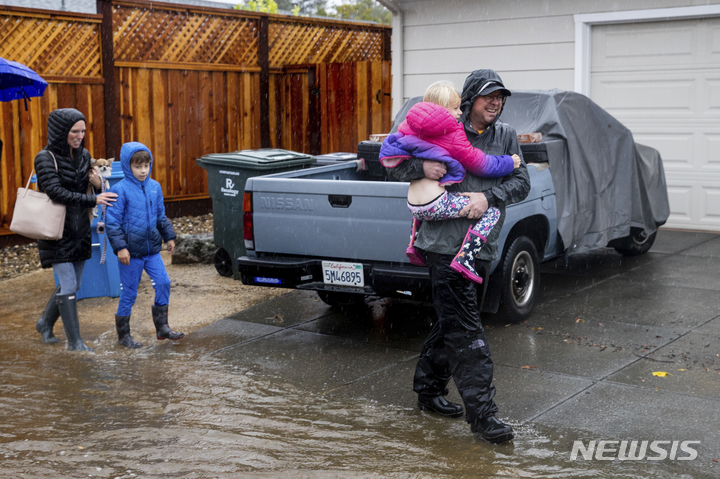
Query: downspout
[{"left": 377, "top": 0, "right": 403, "bottom": 119}]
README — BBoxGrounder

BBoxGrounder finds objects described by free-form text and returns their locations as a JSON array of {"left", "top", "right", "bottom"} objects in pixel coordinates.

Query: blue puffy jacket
[{"left": 106, "top": 142, "right": 176, "bottom": 258}]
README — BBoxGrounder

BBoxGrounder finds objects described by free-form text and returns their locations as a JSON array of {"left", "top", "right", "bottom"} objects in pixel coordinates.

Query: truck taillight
[{"left": 243, "top": 192, "right": 254, "bottom": 250}]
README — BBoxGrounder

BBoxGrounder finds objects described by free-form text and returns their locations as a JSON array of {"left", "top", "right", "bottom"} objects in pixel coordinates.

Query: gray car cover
[{"left": 500, "top": 89, "right": 670, "bottom": 255}]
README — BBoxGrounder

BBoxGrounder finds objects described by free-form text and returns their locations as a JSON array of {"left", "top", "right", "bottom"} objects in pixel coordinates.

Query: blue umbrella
[{"left": 0, "top": 57, "right": 48, "bottom": 110}]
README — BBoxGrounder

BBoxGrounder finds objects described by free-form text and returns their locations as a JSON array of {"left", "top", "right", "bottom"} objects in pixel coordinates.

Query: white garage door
[{"left": 590, "top": 17, "right": 720, "bottom": 232}]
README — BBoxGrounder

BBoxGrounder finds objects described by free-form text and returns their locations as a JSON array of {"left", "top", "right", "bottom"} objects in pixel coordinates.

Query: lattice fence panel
[
  {"left": 113, "top": 5, "right": 259, "bottom": 67},
  {"left": 268, "top": 20, "right": 386, "bottom": 68},
  {"left": 0, "top": 13, "right": 102, "bottom": 78}
]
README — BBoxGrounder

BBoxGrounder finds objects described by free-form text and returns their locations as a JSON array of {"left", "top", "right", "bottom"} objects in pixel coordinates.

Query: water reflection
[{"left": 0, "top": 305, "right": 690, "bottom": 479}]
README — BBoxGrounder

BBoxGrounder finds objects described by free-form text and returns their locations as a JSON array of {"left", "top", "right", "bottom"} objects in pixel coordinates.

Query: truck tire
[
  {"left": 214, "top": 248, "right": 233, "bottom": 277},
  {"left": 498, "top": 236, "right": 539, "bottom": 323},
  {"left": 612, "top": 227, "right": 657, "bottom": 256},
  {"left": 317, "top": 291, "right": 366, "bottom": 309}
]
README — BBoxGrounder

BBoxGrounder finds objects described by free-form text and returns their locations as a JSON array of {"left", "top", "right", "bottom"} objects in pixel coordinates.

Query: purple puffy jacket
[{"left": 380, "top": 102, "right": 514, "bottom": 185}]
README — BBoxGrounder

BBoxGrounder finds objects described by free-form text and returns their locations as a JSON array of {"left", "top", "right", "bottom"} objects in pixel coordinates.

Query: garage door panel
[
  {"left": 705, "top": 136, "right": 720, "bottom": 169},
  {"left": 594, "top": 22, "right": 697, "bottom": 69},
  {"left": 710, "top": 79, "right": 720, "bottom": 109},
  {"left": 591, "top": 76, "right": 696, "bottom": 112},
  {"left": 704, "top": 186, "right": 720, "bottom": 221},
  {"left": 630, "top": 132, "right": 694, "bottom": 170},
  {"left": 666, "top": 184, "right": 693, "bottom": 222},
  {"left": 711, "top": 24, "right": 720, "bottom": 60}
]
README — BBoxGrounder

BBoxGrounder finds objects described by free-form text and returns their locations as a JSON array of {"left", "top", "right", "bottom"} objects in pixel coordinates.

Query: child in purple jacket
[{"left": 380, "top": 82, "right": 521, "bottom": 283}]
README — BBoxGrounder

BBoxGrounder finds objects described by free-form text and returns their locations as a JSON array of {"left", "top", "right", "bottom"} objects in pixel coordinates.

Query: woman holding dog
[{"left": 34, "top": 108, "right": 117, "bottom": 351}]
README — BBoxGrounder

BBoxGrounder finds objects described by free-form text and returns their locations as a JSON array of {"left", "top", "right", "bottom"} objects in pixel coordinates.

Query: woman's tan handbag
[{"left": 10, "top": 152, "right": 66, "bottom": 240}]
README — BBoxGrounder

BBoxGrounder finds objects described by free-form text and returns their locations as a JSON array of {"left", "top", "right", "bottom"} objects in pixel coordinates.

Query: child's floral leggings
[{"left": 408, "top": 191, "right": 501, "bottom": 237}]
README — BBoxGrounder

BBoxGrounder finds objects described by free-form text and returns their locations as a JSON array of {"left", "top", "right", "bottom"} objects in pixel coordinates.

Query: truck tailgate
[{"left": 250, "top": 177, "right": 412, "bottom": 263}]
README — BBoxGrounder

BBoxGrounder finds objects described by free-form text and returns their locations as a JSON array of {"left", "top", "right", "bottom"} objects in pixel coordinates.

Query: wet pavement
[{"left": 1, "top": 229, "right": 719, "bottom": 478}]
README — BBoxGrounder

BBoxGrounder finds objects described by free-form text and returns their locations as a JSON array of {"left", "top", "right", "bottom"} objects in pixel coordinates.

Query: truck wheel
[
  {"left": 612, "top": 227, "right": 657, "bottom": 256},
  {"left": 498, "top": 236, "right": 539, "bottom": 323},
  {"left": 214, "top": 248, "right": 233, "bottom": 277},
  {"left": 317, "top": 291, "right": 366, "bottom": 309}
]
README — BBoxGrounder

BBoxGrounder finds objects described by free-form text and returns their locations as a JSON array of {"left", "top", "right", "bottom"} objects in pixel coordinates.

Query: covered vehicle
[
  {"left": 500, "top": 89, "right": 670, "bottom": 256},
  {"left": 235, "top": 89, "right": 670, "bottom": 322}
]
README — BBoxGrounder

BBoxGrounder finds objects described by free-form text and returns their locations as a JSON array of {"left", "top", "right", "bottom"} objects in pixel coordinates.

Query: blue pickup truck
[{"left": 235, "top": 90, "right": 670, "bottom": 322}]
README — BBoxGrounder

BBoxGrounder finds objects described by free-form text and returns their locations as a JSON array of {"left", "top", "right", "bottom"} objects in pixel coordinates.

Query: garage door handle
[{"left": 328, "top": 194, "right": 352, "bottom": 208}]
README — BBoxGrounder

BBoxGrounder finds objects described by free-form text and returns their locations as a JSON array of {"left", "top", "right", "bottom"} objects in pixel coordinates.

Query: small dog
[{"left": 88, "top": 157, "right": 114, "bottom": 220}]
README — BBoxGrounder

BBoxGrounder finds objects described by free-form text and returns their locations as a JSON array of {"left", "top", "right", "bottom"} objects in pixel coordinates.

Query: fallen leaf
[
  {"left": 713, "top": 459, "right": 718, "bottom": 462},
  {"left": 521, "top": 365, "right": 540, "bottom": 369},
  {"left": 575, "top": 317, "right": 584, "bottom": 323},
  {"left": 652, "top": 371, "right": 669, "bottom": 377},
  {"left": 677, "top": 369, "right": 686, "bottom": 371}
]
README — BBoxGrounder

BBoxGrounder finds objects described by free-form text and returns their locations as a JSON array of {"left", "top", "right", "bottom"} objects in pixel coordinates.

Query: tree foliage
[
  {"left": 233, "top": 0, "right": 279, "bottom": 13},
  {"left": 333, "top": 0, "right": 391, "bottom": 24},
  {"left": 236, "top": 0, "right": 391, "bottom": 25}
]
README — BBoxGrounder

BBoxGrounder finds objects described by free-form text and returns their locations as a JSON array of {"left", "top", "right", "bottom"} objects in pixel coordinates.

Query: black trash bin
[{"left": 197, "top": 149, "right": 316, "bottom": 278}]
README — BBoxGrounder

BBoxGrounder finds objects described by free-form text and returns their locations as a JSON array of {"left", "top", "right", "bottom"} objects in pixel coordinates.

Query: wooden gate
[{"left": 273, "top": 60, "right": 392, "bottom": 154}]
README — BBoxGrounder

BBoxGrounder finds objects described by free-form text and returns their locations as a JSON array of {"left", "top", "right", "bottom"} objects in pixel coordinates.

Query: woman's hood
[{"left": 46, "top": 108, "right": 86, "bottom": 156}]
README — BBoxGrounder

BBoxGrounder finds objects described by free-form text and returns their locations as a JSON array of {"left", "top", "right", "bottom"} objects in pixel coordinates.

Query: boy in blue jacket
[{"left": 106, "top": 142, "right": 184, "bottom": 348}]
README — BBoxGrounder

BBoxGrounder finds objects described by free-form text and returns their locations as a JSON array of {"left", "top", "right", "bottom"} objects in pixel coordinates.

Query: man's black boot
[
  {"left": 151, "top": 305, "right": 185, "bottom": 341},
  {"left": 472, "top": 415, "right": 514, "bottom": 443},
  {"left": 36, "top": 286, "right": 61, "bottom": 343},
  {"left": 115, "top": 315, "right": 142, "bottom": 348},
  {"left": 56, "top": 293, "right": 93, "bottom": 352},
  {"left": 418, "top": 394, "right": 463, "bottom": 418}
]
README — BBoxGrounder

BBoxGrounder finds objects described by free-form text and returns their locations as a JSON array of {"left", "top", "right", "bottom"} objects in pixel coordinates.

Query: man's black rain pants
[{"left": 413, "top": 252, "right": 499, "bottom": 424}]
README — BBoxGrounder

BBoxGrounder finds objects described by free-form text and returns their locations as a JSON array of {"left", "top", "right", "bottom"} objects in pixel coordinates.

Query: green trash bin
[{"left": 197, "top": 148, "right": 316, "bottom": 279}]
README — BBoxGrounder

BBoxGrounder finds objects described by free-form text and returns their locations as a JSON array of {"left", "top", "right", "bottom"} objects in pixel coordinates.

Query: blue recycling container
[{"left": 54, "top": 161, "right": 125, "bottom": 299}]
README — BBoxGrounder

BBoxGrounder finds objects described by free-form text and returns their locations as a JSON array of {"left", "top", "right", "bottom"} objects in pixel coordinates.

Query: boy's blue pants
[{"left": 117, "top": 253, "right": 170, "bottom": 316}]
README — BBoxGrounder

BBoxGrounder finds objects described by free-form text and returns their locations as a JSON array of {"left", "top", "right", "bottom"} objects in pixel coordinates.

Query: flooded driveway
[{"left": 2, "top": 230, "right": 719, "bottom": 478}]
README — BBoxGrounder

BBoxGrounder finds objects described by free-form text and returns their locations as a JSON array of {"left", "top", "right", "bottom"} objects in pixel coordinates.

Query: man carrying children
[{"left": 387, "top": 69, "right": 530, "bottom": 443}]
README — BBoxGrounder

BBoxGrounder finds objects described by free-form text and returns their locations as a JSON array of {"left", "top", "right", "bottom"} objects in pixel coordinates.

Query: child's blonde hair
[{"left": 423, "top": 81, "right": 461, "bottom": 109}]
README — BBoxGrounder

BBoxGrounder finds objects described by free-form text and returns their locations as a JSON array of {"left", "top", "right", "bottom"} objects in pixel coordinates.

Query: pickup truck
[{"left": 234, "top": 90, "right": 669, "bottom": 322}]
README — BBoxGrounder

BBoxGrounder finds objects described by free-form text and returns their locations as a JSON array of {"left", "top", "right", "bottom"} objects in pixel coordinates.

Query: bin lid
[{"left": 197, "top": 148, "right": 316, "bottom": 170}]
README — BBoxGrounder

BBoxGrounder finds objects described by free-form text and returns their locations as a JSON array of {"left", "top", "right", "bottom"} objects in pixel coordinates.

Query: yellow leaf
[
  {"left": 652, "top": 371, "right": 669, "bottom": 377},
  {"left": 677, "top": 369, "right": 686, "bottom": 371}
]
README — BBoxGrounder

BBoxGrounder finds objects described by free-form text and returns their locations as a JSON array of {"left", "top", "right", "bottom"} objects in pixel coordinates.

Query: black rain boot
[
  {"left": 115, "top": 315, "right": 142, "bottom": 349},
  {"left": 449, "top": 226, "right": 486, "bottom": 284},
  {"left": 36, "top": 286, "right": 61, "bottom": 343},
  {"left": 151, "top": 305, "right": 185, "bottom": 341},
  {"left": 56, "top": 293, "right": 93, "bottom": 352},
  {"left": 471, "top": 415, "right": 515, "bottom": 444},
  {"left": 418, "top": 394, "right": 463, "bottom": 418}
]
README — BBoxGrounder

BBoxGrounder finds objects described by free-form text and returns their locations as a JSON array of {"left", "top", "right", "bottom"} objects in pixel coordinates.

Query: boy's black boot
[
  {"left": 471, "top": 415, "right": 514, "bottom": 444},
  {"left": 36, "top": 286, "right": 61, "bottom": 343},
  {"left": 56, "top": 293, "right": 93, "bottom": 352},
  {"left": 152, "top": 305, "right": 185, "bottom": 341},
  {"left": 115, "top": 315, "right": 142, "bottom": 348}
]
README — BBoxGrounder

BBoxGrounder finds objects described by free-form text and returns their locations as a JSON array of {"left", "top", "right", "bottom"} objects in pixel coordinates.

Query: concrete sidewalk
[{"left": 190, "top": 229, "right": 720, "bottom": 476}]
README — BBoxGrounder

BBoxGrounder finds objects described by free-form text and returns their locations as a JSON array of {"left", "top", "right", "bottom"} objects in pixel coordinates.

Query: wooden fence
[{"left": 0, "top": 0, "right": 391, "bottom": 234}]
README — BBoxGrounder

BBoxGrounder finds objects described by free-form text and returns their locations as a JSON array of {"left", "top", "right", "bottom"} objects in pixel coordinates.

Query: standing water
[{"left": 0, "top": 286, "right": 698, "bottom": 478}]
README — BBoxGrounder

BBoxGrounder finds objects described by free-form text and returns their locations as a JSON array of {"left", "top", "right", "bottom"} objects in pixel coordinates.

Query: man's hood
[
  {"left": 119, "top": 141, "right": 153, "bottom": 186},
  {"left": 460, "top": 69, "right": 510, "bottom": 125},
  {"left": 46, "top": 108, "right": 86, "bottom": 156}
]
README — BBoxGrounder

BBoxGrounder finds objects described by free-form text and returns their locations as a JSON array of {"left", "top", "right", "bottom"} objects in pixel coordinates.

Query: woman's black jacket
[{"left": 34, "top": 108, "right": 97, "bottom": 268}]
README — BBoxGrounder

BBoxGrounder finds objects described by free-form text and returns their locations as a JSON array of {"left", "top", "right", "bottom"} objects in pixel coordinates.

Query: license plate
[{"left": 321, "top": 261, "right": 364, "bottom": 287}]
